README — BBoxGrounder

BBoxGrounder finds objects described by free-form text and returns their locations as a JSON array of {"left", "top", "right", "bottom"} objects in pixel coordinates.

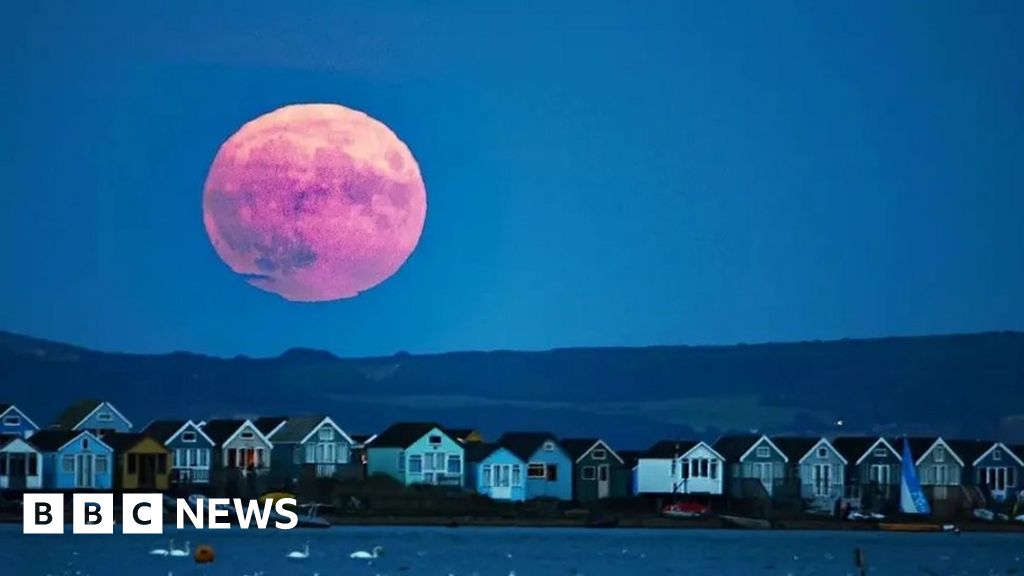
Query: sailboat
[
  {"left": 898, "top": 438, "right": 931, "bottom": 516},
  {"left": 879, "top": 438, "right": 955, "bottom": 533}
]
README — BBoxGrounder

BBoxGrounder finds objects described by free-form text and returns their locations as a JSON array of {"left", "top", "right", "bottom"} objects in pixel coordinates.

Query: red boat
[{"left": 662, "top": 502, "right": 708, "bottom": 518}]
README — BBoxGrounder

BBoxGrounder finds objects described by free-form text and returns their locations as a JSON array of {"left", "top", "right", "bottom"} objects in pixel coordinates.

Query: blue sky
[{"left": 1, "top": 1, "right": 1022, "bottom": 357}]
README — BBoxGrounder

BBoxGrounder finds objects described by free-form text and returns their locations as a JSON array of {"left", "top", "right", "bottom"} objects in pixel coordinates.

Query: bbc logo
[{"left": 24, "top": 493, "right": 164, "bottom": 535}]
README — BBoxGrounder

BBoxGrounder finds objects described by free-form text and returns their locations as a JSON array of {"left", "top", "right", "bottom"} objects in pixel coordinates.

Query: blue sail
[{"left": 899, "top": 439, "right": 931, "bottom": 515}]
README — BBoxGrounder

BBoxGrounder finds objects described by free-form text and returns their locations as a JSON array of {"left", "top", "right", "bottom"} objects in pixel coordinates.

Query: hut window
[
  {"left": 95, "top": 456, "right": 109, "bottom": 474},
  {"left": 62, "top": 455, "right": 74, "bottom": 472},
  {"left": 97, "top": 412, "right": 113, "bottom": 422},
  {"left": 817, "top": 447, "right": 828, "bottom": 459},
  {"left": 2, "top": 415, "right": 19, "bottom": 426},
  {"left": 512, "top": 465, "right": 522, "bottom": 485},
  {"left": 447, "top": 454, "right": 462, "bottom": 475},
  {"left": 756, "top": 446, "right": 770, "bottom": 458},
  {"left": 128, "top": 454, "right": 138, "bottom": 474},
  {"left": 82, "top": 438, "right": 90, "bottom": 450},
  {"left": 543, "top": 442, "right": 555, "bottom": 452},
  {"left": 873, "top": 447, "right": 887, "bottom": 458},
  {"left": 318, "top": 427, "right": 334, "bottom": 441},
  {"left": 428, "top": 435, "right": 442, "bottom": 445},
  {"left": 157, "top": 454, "right": 167, "bottom": 474},
  {"left": 993, "top": 450, "right": 1002, "bottom": 462},
  {"left": 546, "top": 464, "right": 558, "bottom": 481},
  {"left": 581, "top": 466, "right": 596, "bottom": 480},
  {"left": 408, "top": 455, "right": 422, "bottom": 473},
  {"left": 592, "top": 448, "right": 607, "bottom": 460},
  {"left": 482, "top": 465, "right": 492, "bottom": 486},
  {"left": 199, "top": 449, "right": 209, "bottom": 467},
  {"left": 240, "top": 431, "right": 255, "bottom": 440},
  {"left": 182, "top": 432, "right": 197, "bottom": 443},
  {"left": 710, "top": 460, "right": 719, "bottom": 479},
  {"left": 934, "top": 446, "right": 945, "bottom": 463},
  {"left": 527, "top": 463, "right": 546, "bottom": 478}
]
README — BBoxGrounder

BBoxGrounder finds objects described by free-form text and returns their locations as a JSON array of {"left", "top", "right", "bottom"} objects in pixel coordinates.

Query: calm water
[{"left": 0, "top": 524, "right": 1018, "bottom": 576}]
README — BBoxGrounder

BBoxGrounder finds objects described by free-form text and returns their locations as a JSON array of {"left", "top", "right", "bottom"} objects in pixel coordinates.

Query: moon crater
[{"left": 203, "top": 103, "right": 427, "bottom": 301}]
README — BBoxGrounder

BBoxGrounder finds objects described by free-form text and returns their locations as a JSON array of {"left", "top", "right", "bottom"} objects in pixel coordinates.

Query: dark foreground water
[{"left": 0, "top": 524, "right": 1018, "bottom": 576}]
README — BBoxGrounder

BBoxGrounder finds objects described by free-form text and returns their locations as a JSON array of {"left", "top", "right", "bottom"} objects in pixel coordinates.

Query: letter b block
[
  {"left": 23, "top": 494, "right": 64, "bottom": 534},
  {"left": 73, "top": 493, "right": 114, "bottom": 534}
]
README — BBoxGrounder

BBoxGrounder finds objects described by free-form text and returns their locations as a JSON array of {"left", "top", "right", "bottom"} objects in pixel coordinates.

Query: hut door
[
  {"left": 8, "top": 454, "right": 27, "bottom": 490},
  {"left": 76, "top": 454, "right": 94, "bottom": 488},
  {"left": 597, "top": 465, "right": 610, "bottom": 498}
]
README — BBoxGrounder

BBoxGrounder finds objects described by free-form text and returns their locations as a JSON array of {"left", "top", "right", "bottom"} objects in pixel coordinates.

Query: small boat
[
  {"left": 972, "top": 508, "right": 996, "bottom": 522},
  {"left": 295, "top": 503, "right": 331, "bottom": 528},
  {"left": 662, "top": 502, "right": 708, "bottom": 519},
  {"left": 898, "top": 438, "right": 931, "bottom": 516},
  {"left": 847, "top": 511, "right": 885, "bottom": 521},
  {"left": 267, "top": 502, "right": 331, "bottom": 528},
  {"left": 720, "top": 514, "right": 771, "bottom": 529}
]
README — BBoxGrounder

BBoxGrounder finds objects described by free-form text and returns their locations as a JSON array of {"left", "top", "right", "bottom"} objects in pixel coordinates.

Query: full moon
[{"left": 203, "top": 103, "right": 427, "bottom": 301}]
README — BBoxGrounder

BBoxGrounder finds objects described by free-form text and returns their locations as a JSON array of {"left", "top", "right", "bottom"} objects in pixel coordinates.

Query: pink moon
[{"left": 202, "top": 103, "right": 427, "bottom": 301}]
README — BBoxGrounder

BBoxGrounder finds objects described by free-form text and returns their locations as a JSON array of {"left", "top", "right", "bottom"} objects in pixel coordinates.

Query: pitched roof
[
  {"left": 200, "top": 419, "right": 249, "bottom": 445},
  {"left": 560, "top": 438, "right": 624, "bottom": 463},
  {"left": 618, "top": 450, "right": 642, "bottom": 468},
  {"left": 464, "top": 442, "right": 503, "bottom": 463},
  {"left": 560, "top": 438, "right": 596, "bottom": 460},
  {"left": 350, "top": 433, "right": 376, "bottom": 446},
  {"left": 370, "top": 422, "right": 446, "bottom": 448},
  {"left": 642, "top": 439, "right": 698, "bottom": 459},
  {"left": 497, "top": 432, "right": 561, "bottom": 461},
  {"left": 945, "top": 439, "right": 991, "bottom": 465},
  {"left": 28, "top": 430, "right": 108, "bottom": 452},
  {"left": 141, "top": 420, "right": 189, "bottom": 443},
  {"left": 446, "top": 428, "right": 481, "bottom": 442},
  {"left": 1011, "top": 445, "right": 1024, "bottom": 463},
  {"left": 772, "top": 437, "right": 820, "bottom": 462},
  {"left": 103, "top": 433, "right": 159, "bottom": 452},
  {"left": 833, "top": 437, "right": 881, "bottom": 462},
  {"left": 900, "top": 437, "right": 940, "bottom": 463},
  {"left": 0, "top": 403, "right": 38, "bottom": 429},
  {"left": 254, "top": 416, "right": 288, "bottom": 437},
  {"left": 269, "top": 416, "right": 348, "bottom": 444},
  {"left": 712, "top": 435, "right": 761, "bottom": 460},
  {"left": 51, "top": 400, "right": 102, "bottom": 430}
]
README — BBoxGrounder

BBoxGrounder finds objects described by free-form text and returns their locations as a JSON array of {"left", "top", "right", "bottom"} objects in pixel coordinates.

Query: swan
[
  {"left": 350, "top": 546, "right": 384, "bottom": 559},
  {"left": 169, "top": 541, "right": 190, "bottom": 557},
  {"left": 286, "top": 543, "right": 310, "bottom": 559},
  {"left": 149, "top": 539, "right": 174, "bottom": 556}
]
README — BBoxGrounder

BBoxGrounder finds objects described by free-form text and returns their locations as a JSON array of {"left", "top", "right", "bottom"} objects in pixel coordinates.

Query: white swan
[
  {"left": 350, "top": 546, "right": 383, "bottom": 559},
  {"left": 286, "top": 543, "right": 310, "bottom": 559},
  {"left": 149, "top": 539, "right": 174, "bottom": 556},
  {"left": 169, "top": 541, "right": 190, "bottom": 557}
]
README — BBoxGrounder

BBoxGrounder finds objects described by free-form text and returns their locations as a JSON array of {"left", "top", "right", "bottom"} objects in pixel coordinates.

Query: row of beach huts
[{"left": 0, "top": 401, "right": 1020, "bottom": 517}]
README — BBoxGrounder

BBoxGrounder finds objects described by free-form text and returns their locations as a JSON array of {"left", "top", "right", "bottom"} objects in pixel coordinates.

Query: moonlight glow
[{"left": 202, "top": 104, "right": 427, "bottom": 301}]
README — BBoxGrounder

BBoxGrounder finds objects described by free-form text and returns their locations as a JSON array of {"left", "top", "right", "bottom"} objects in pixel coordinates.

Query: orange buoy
[{"left": 194, "top": 544, "right": 215, "bottom": 564}]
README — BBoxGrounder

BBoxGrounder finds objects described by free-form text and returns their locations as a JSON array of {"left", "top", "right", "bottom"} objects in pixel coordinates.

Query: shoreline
[{"left": 4, "top": 512, "right": 1023, "bottom": 533}]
